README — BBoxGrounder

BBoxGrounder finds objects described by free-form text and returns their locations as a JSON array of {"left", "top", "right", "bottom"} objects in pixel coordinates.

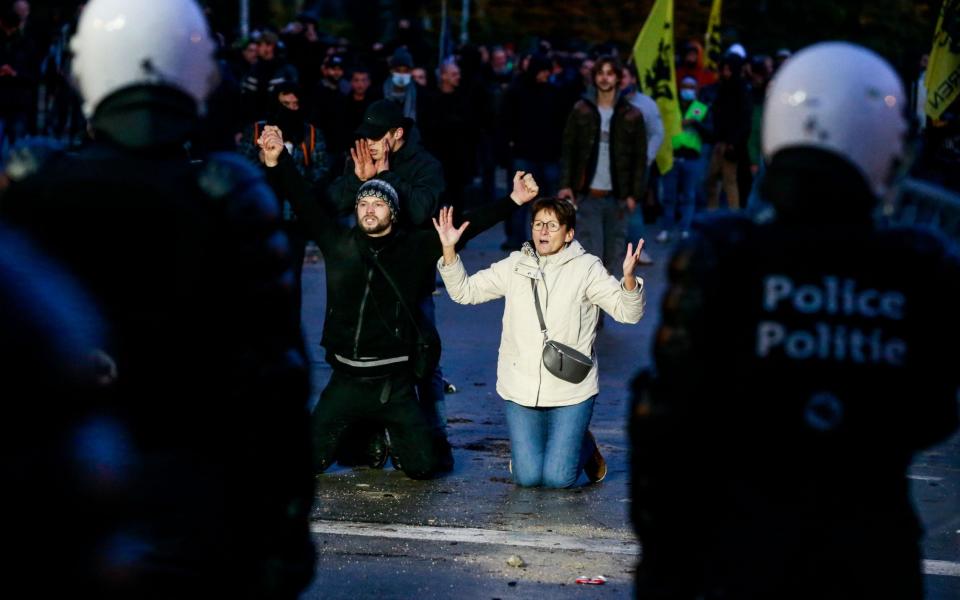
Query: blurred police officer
[
  {"left": 0, "top": 1, "right": 314, "bottom": 597},
  {"left": 631, "top": 42, "right": 960, "bottom": 599}
]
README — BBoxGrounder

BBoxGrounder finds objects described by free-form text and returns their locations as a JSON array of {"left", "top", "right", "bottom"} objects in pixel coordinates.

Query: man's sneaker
[
  {"left": 583, "top": 431, "right": 607, "bottom": 483},
  {"left": 638, "top": 249, "right": 654, "bottom": 266},
  {"left": 435, "top": 435, "right": 454, "bottom": 473},
  {"left": 655, "top": 230, "right": 670, "bottom": 243},
  {"left": 337, "top": 428, "right": 389, "bottom": 468}
]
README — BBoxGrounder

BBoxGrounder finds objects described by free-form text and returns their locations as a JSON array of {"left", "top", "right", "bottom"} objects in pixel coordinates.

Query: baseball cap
[
  {"left": 323, "top": 54, "right": 344, "bottom": 68},
  {"left": 355, "top": 99, "right": 413, "bottom": 140}
]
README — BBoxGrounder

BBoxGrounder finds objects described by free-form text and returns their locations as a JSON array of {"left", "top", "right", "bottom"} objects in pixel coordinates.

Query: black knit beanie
[{"left": 356, "top": 179, "right": 400, "bottom": 222}]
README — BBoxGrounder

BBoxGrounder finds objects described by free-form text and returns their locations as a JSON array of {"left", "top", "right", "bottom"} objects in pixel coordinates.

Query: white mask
[{"left": 392, "top": 72, "right": 412, "bottom": 87}]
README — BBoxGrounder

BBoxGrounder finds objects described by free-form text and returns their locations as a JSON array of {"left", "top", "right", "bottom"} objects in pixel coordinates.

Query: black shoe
[
  {"left": 337, "top": 428, "right": 388, "bottom": 469},
  {"left": 435, "top": 435, "right": 454, "bottom": 473},
  {"left": 583, "top": 430, "right": 607, "bottom": 483}
]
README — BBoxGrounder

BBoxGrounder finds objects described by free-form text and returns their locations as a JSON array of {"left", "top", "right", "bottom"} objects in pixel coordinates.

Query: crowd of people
[
  {"left": 1, "top": 0, "right": 958, "bottom": 598},
  {"left": 3, "top": 3, "right": 956, "bottom": 238}
]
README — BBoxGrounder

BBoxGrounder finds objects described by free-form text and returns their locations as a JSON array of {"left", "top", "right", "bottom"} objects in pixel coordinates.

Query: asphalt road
[{"left": 298, "top": 221, "right": 960, "bottom": 599}]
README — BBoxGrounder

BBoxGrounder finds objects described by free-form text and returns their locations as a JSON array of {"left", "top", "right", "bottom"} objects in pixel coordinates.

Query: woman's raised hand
[{"left": 432, "top": 206, "right": 470, "bottom": 248}]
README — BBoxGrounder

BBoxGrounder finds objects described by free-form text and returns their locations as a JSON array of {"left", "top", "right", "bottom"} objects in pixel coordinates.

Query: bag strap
[
  {"left": 365, "top": 249, "right": 425, "bottom": 341},
  {"left": 530, "top": 279, "right": 548, "bottom": 341}
]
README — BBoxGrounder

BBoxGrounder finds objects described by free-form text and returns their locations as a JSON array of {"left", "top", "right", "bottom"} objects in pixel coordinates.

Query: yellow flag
[
  {"left": 926, "top": 0, "right": 960, "bottom": 120},
  {"left": 633, "top": 0, "right": 681, "bottom": 174},
  {"left": 704, "top": 0, "right": 723, "bottom": 72}
]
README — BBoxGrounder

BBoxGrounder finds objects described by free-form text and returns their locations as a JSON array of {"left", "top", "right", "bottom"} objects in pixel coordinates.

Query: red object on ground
[{"left": 575, "top": 575, "right": 607, "bottom": 585}]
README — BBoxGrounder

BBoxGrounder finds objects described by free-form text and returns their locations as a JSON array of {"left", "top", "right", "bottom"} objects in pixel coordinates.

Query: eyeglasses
[{"left": 532, "top": 220, "right": 561, "bottom": 232}]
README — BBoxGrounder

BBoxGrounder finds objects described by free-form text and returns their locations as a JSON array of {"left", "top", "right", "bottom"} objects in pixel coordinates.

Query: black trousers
[{"left": 311, "top": 370, "right": 440, "bottom": 480}]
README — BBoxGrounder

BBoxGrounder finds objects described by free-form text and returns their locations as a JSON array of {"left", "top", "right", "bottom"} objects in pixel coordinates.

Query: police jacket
[
  {"left": 0, "top": 86, "right": 315, "bottom": 597},
  {"left": 268, "top": 148, "right": 520, "bottom": 377},
  {"left": 631, "top": 154, "right": 960, "bottom": 597}
]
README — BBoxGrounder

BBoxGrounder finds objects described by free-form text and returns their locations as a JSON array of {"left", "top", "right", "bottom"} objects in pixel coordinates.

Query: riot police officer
[
  {"left": 631, "top": 42, "right": 959, "bottom": 599},
  {"left": 0, "top": 1, "right": 314, "bottom": 597}
]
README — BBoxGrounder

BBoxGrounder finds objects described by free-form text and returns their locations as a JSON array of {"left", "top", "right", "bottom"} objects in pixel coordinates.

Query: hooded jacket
[
  {"left": 328, "top": 126, "right": 444, "bottom": 229},
  {"left": 559, "top": 88, "right": 648, "bottom": 198},
  {"left": 438, "top": 239, "right": 645, "bottom": 407},
  {"left": 675, "top": 40, "right": 718, "bottom": 89}
]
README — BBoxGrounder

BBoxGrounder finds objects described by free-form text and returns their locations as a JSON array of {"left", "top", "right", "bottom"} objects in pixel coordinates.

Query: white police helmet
[
  {"left": 762, "top": 42, "right": 907, "bottom": 197},
  {"left": 70, "top": 0, "right": 219, "bottom": 118}
]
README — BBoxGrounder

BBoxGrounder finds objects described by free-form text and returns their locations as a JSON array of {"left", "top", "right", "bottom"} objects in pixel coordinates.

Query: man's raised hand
[
  {"left": 257, "top": 125, "right": 285, "bottom": 167},
  {"left": 432, "top": 206, "right": 470, "bottom": 248},
  {"left": 350, "top": 140, "right": 377, "bottom": 182},
  {"left": 509, "top": 171, "right": 539, "bottom": 205}
]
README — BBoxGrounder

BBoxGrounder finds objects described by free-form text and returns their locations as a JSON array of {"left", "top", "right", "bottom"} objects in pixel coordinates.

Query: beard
[{"left": 359, "top": 215, "right": 391, "bottom": 235}]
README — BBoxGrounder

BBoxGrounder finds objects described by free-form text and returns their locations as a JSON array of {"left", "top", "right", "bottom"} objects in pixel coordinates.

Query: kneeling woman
[{"left": 433, "top": 197, "right": 646, "bottom": 487}]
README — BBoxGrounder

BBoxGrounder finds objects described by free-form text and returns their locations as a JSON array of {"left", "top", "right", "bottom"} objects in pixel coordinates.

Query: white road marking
[
  {"left": 907, "top": 474, "right": 945, "bottom": 482},
  {"left": 310, "top": 521, "right": 960, "bottom": 577},
  {"left": 925, "top": 560, "right": 960, "bottom": 577},
  {"left": 310, "top": 520, "right": 639, "bottom": 555}
]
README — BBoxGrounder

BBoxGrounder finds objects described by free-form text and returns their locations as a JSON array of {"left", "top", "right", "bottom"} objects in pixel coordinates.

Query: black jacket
[
  {"left": 502, "top": 76, "right": 568, "bottom": 162},
  {"left": 559, "top": 89, "right": 648, "bottom": 198},
  {"left": 269, "top": 149, "right": 518, "bottom": 377},
  {"left": 328, "top": 126, "right": 444, "bottom": 228},
  {"left": 0, "top": 87, "right": 314, "bottom": 598},
  {"left": 710, "top": 76, "right": 753, "bottom": 147},
  {"left": 631, "top": 152, "right": 960, "bottom": 598}
]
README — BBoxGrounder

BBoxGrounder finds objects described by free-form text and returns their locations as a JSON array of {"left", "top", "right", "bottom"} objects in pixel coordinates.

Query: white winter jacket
[{"left": 438, "top": 240, "right": 645, "bottom": 407}]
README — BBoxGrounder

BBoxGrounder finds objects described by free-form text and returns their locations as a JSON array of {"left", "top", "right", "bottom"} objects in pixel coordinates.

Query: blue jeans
[
  {"left": 660, "top": 155, "right": 703, "bottom": 233},
  {"left": 417, "top": 294, "right": 447, "bottom": 434},
  {"left": 504, "top": 396, "right": 596, "bottom": 488}
]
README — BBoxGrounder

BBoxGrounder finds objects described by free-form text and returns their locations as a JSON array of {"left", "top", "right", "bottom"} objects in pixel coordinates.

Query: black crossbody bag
[
  {"left": 531, "top": 280, "right": 594, "bottom": 384},
  {"left": 365, "top": 250, "right": 441, "bottom": 379}
]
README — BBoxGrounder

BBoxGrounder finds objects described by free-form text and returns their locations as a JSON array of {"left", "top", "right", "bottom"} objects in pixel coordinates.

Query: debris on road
[
  {"left": 575, "top": 575, "right": 607, "bottom": 585},
  {"left": 506, "top": 554, "right": 526, "bottom": 568}
]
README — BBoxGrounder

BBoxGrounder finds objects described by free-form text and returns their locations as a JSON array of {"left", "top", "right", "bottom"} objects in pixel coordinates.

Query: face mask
[
  {"left": 392, "top": 72, "right": 412, "bottom": 87},
  {"left": 274, "top": 108, "right": 303, "bottom": 141},
  {"left": 680, "top": 89, "right": 697, "bottom": 102}
]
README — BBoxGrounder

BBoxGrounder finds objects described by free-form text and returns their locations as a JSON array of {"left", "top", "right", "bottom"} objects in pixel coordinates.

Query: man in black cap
[
  {"left": 258, "top": 124, "right": 540, "bottom": 479},
  {"left": 330, "top": 98, "right": 443, "bottom": 228}
]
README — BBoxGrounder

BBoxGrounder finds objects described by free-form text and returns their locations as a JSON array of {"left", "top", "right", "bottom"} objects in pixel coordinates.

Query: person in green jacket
[{"left": 655, "top": 76, "right": 713, "bottom": 242}]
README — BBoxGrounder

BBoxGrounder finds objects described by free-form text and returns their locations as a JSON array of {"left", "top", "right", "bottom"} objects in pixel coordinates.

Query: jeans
[
  {"left": 660, "top": 156, "right": 704, "bottom": 233},
  {"left": 504, "top": 396, "right": 596, "bottom": 488},
  {"left": 576, "top": 193, "right": 627, "bottom": 275},
  {"left": 417, "top": 294, "right": 447, "bottom": 434}
]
